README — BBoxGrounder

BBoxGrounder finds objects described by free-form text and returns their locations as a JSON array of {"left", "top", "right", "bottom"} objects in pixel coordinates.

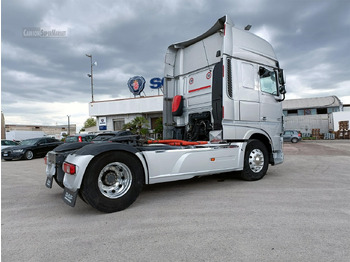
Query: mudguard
[
  {"left": 53, "top": 142, "right": 90, "bottom": 152},
  {"left": 73, "top": 142, "right": 141, "bottom": 156},
  {"left": 63, "top": 143, "right": 144, "bottom": 195}
]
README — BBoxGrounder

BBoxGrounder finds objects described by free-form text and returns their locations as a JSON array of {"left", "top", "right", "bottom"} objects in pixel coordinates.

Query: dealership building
[{"left": 89, "top": 95, "right": 163, "bottom": 135}]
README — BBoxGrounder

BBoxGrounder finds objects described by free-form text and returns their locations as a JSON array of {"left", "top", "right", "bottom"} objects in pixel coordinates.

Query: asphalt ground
[{"left": 1, "top": 140, "right": 350, "bottom": 261}]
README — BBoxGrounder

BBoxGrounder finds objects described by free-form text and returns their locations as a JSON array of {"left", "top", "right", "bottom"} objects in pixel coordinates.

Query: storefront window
[{"left": 113, "top": 119, "right": 125, "bottom": 131}]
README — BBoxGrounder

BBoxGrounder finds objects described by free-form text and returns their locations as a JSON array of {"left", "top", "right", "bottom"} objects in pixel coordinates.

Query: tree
[
  {"left": 154, "top": 117, "right": 163, "bottom": 139},
  {"left": 84, "top": 117, "right": 96, "bottom": 128},
  {"left": 122, "top": 122, "right": 136, "bottom": 132},
  {"left": 122, "top": 116, "right": 149, "bottom": 137},
  {"left": 80, "top": 117, "right": 97, "bottom": 132},
  {"left": 133, "top": 116, "right": 149, "bottom": 132}
]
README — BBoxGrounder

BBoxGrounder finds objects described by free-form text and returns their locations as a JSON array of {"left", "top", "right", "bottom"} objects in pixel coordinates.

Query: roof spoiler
[{"left": 169, "top": 15, "right": 233, "bottom": 50}]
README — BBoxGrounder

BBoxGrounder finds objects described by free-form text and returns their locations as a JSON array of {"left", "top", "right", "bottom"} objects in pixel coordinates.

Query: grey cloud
[{"left": 2, "top": 0, "right": 350, "bottom": 128}]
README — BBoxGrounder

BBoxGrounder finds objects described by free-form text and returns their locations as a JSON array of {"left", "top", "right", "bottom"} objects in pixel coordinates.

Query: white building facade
[{"left": 89, "top": 95, "right": 163, "bottom": 134}]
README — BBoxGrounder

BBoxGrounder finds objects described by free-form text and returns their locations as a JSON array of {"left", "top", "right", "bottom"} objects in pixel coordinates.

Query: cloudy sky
[{"left": 2, "top": 0, "right": 350, "bottom": 131}]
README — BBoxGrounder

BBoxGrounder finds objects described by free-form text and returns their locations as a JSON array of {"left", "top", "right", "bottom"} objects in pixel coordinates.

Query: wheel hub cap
[
  {"left": 103, "top": 172, "right": 118, "bottom": 186},
  {"left": 98, "top": 162, "right": 132, "bottom": 199},
  {"left": 249, "top": 149, "right": 264, "bottom": 173}
]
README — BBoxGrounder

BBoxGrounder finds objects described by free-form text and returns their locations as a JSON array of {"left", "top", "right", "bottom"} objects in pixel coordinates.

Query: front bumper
[{"left": 1, "top": 150, "right": 24, "bottom": 160}]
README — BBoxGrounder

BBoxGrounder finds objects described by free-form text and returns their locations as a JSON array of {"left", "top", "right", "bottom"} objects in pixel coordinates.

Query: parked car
[
  {"left": 64, "top": 134, "right": 96, "bottom": 143},
  {"left": 283, "top": 130, "right": 302, "bottom": 143},
  {"left": 45, "top": 131, "right": 138, "bottom": 188},
  {"left": 2, "top": 137, "right": 63, "bottom": 160},
  {"left": 91, "top": 131, "right": 133, "bottom": 143},
  {"left": 1, "top": 139, "right": 20, "bottom": 150}
]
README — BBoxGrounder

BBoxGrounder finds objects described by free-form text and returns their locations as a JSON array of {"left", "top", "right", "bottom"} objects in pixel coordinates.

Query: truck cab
[{"left": 163, "top": 15, "right": 286, "bottom": 165}]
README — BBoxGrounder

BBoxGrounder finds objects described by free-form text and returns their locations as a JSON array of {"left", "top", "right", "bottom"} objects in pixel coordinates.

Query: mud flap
[
  {"left": 62, "top": 188, "right": 78, "bottom": 207},
  {"left": 45, "top": 177, "right": 53, "bottom": 188}
]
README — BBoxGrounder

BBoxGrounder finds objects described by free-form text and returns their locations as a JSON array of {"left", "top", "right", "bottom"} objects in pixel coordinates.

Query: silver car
[{"left": 283, "top": 130, "right": 302, "bottom": 143}]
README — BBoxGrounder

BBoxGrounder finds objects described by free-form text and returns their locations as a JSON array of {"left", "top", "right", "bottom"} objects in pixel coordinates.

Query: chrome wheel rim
[
  {"left": 248, "top": 149, "right": 264, "bottom": 173},
  {"left": 26, "top": 151, "right": 33, "bottom": 159},
  {"left": 98, "top": 162, "right": 132, "bottom": 199}
]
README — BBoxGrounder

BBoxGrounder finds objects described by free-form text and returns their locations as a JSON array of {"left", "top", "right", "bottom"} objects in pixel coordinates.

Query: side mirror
[
  {"left": 279, "top": 85, "right": 287, "bottom": 95},
  {"left": 278, "top": 69, "right": 286, "bottom": 86}
]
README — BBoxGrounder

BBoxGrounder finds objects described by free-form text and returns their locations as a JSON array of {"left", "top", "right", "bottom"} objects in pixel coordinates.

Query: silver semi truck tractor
[{"left": 46, "top": 15, "right": 286, "bottom": 212}]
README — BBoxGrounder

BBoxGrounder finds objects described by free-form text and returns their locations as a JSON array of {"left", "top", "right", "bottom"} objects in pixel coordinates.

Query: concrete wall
[
  {"left": 330, "top": 111, "right": 350, "bottom": 131},
  {"left": 284, "top": 114, "right": 329, "bottom": 134},
  {"left": 5, "top": 124, "right": 76, "bottom": 136}
]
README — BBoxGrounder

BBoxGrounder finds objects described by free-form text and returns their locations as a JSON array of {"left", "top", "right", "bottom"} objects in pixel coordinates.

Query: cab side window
[{"left": 259, "top": 67, "right": 278, "bottom": 96}]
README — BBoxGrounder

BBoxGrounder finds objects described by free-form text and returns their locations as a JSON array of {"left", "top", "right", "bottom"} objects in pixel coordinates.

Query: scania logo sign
[{"left": 127, "top": 76, "right": 146, "bottom": 96}]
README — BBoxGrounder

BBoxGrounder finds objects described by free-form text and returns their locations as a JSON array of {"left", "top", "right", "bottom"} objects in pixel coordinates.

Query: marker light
[{"left": 63, "top": 162, "right": 76, "bottom": 175}]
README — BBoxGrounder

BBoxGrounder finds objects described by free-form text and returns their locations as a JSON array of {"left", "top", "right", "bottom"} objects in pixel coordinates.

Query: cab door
[
  {"left": 238, "top": 61, "right": 260, "bottom": 121},
  {"left": 258, "top": 66, "right": 283, "bottom": 149}
]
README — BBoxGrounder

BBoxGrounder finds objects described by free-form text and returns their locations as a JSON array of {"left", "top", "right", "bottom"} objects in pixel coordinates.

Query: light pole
[
  {"left": 85, "top": 54, "right": 96, "bottom": 102},
  {"left": 67, "top": 115, "right": 71, "bottom": 135}
]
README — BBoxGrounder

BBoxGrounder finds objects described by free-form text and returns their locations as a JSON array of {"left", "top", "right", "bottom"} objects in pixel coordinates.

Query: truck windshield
[{"left": 260, "top": 67, "right": 278, "bottom": 96}]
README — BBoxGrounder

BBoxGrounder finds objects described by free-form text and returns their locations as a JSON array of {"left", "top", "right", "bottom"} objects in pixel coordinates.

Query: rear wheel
[
  {"left": 291, "top": 137, "right": 298, "bottom": 143},
  {"left": 80, "top": 151, "right": 144, "bottom": 213},
  {"left": 240, "top": 140, "right": 269, "bottom": 181},
  {"left": 24, "top": 150, "right": 34, "bottom": 160}
]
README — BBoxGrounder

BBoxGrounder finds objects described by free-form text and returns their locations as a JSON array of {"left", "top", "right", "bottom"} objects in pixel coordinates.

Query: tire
[
  {"left": 24, "top": 150, "right": 34, "bottom": 160},
  {"left": 291, "top": 137, "right": 298, "bottom": 143},
  {"left": 80, "top": 151, "right": 144, "bottom": 213},
  {"left": 239, "top": 140, "right": 269, "bottom": 181}
]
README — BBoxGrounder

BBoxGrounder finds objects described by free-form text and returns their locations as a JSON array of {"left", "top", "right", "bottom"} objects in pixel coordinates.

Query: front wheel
[
  {"left": 239, "top": 140, "right": 269, "bottom": 181},
  {"left": 80, "top": 151, "right": 144, "bottom": 213},
  {"left": 24, "top": 150, "right": 34, "bottom": 160}
]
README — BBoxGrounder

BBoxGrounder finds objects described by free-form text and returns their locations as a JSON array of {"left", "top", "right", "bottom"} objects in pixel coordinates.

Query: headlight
[{"left": 13, "top": 149, "right": 24, "bottom": 153}]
